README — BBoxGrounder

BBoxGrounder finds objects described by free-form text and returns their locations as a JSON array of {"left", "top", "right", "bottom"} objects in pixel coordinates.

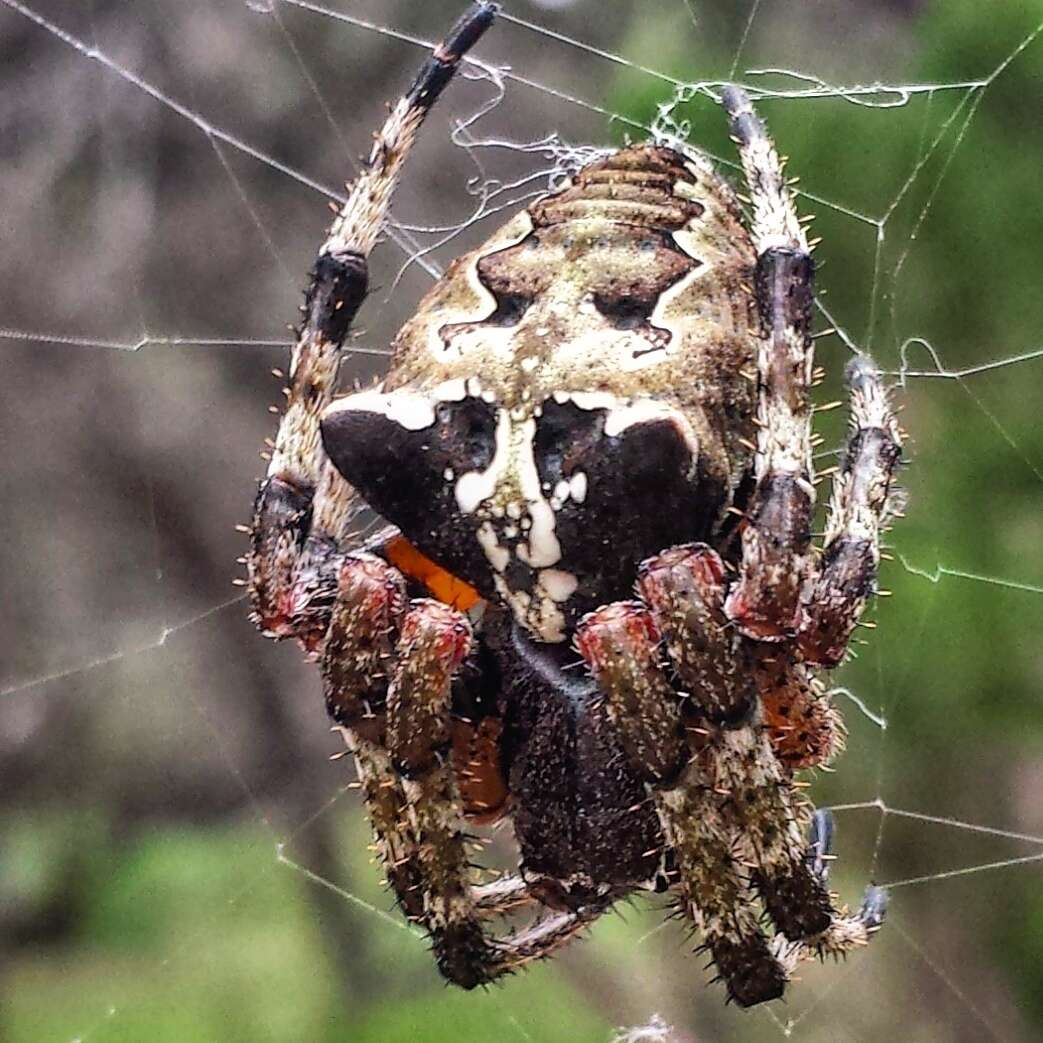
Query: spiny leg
[
  {"left": 643, "top": 547, "right": 881, "bottom": 956},
  {"left": 708, "top": 723, "right": 831, "bottom": 943},
  {"left": 798, "top": 356, "right": 903, "bottom": 666},
  {"left": 321, "top": 553, "right": 429, "bottom": 923},
  {"left": 719, "top": 86, "right": 816, "bottom": 641},
  {"left": 343, "top": 731, "right": 570, "bottom": 933},
  {"left": 241, "top": 2, "right": 589, "bottom": 984},
  {"left": 773, "top": 810, "right": 888, "bottom": 972},
  {"left": 638, "top": 545, "right": 833, "bottom": 941},
  {"left": 388, "top": 598, "right": 608, "bottom": 982},
  {"left": 637, "top": 544, "right": 752, "bottom": 723},
  {"left": 756, "top": 652, "right": 845, "bottom": 771},
  {"left": 247, "top": 2, "right": 497, "bottom": 641},
  {"left": 577, "top": 602, "right": 788, "bottom": 1007},
  {"left": 383, "top": 597, "right": 492, "bottom": 984},
  {"left": 325, "top": 558, "right": 598, "bottom": 984},
  {"left": 575, "top": 603, "right": 688, "bottom": 788},
  {"left": 636, "top": 544, "right": 837, "bottom": 770}
]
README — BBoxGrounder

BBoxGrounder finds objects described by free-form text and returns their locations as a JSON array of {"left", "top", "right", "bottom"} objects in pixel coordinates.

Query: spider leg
[
  {"left": 662, "top": 559, "right": 880, "bottom": 963},
  {"left": 471, "top": 873, "right": 537, "bottom": 914},
  {"left": 326, "top": 555, "right": 602, "bottom": 985},
  {"left": 247, "top": 2, "right": 496, "bottom": 642},
  {"left": 244, "top": 4, "right": 595, "bottom": 988},
  {"left": 756, "top": 652, "right": 845, "bottom": 771},
  {"left": 637, "top": 546, "right": 834, "bottom": 941},
  {"left": 577, "top": 600, "right": 788, "bottom": 1007},
  {"left": 342, "top": 729, "right": 597, "bottom": 970},
  {"left": 718, "top": 86, "right": 816, "bottom": 642},
  {"left": 798, "top": 356, "right": 903, "bottom": 666},
  {"left": 773, "top": 810, "right": 888, "bottom": 972},
  {"left": 578, "top": 543, "right": 882, "bottom": 1006}
]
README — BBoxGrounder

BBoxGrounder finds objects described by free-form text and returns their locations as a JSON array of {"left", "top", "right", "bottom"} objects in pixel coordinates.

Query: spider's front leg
[
  {"left": 324, "top": 553, "right": 601, "bottom": 986},
  {"left": 578, "top": 545, "right": 874, "bottom": 1007},
  {"left": 577, "top": 582, "right": 794, "bottom": 1008},
  {"left": 718, "top": 86, "right": 817, "bottom": 642},
  {"left": 244, "top": 0, "right": 592, "bottom": 986},
  {"left": 323, "top": 558, "right": 486, "bottom": 979},
  {"left": 247, "top": 1, "right": 498, "bottom": 641}
]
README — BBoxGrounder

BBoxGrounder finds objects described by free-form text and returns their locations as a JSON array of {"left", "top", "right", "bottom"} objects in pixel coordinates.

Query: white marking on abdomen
[
  {"left": 325, "top": 387, "right": 437, "bottom": 431},
  {"left": 604, "top": 399, "right": 700, "bottom": 457},
  {"left": 540, "top": 568, "right": 578, "bottom": 603},
  {"left": 455, "top": 408, "right": 512, "bottom": 514},
  {"left": 476, "top": 520, "right": 509, "bottom": 572},
  {"left": 514, "top": 417, "right": 561, "bottom": 569}
]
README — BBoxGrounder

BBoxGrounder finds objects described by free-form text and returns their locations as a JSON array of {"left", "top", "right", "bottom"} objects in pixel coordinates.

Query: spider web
[{"left": 1, "top": 2, "right": 1042, "bottom": 1041}]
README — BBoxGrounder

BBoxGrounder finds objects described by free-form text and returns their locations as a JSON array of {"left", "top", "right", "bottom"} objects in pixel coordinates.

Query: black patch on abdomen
[
  {"left": 533, "top": 396, "right": 726, "bottom": 626},
  {"left": 321, "top": 394, "right": 500, "bottom": 598}
]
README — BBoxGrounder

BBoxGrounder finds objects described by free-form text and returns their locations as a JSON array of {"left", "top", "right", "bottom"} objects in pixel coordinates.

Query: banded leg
[
  {"left": 344, "top": 731, "right": 590, "bottom": 947},
  {"left": 325, "top": 560, "right": 597, "bottom": 985},
  {"left": 710, "top": 725, "right": 831, "bottom": 942},
  {"left": 346, "top": 729, "right": 520, "bottom": 915},
  {"left": 798, "top": 356, "right": 903, "bottom": 666},
  {"left": 328, "top": 583, "right": 491, "bottom": 981},
  {"left": 383, "top": 598, "right": 494, "bottom": 985},
  {"left": 247, "top": 2, "right": 497, "bottom": 640},
  {"left": 636, "top": 544, "right": 834, "bottom": 940},
  {"left": 773, "top": 810, "right": 889, "bottom": 971},
  {"left": 720, "top": 87, "right": 816, "bottom": 641},
  {"left": 577, "top": 603, "right": 788, "bottom": 1007}
]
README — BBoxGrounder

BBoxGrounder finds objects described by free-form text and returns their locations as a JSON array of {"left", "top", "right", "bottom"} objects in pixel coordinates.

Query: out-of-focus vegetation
[{"left": 1, "top": 1, "right": 1041, "bottom": 1041}]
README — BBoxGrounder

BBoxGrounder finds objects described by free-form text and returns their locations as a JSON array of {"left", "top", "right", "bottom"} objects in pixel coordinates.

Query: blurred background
[{"left": 2, "top": 1, "right": 1042, "bottom": 1040}]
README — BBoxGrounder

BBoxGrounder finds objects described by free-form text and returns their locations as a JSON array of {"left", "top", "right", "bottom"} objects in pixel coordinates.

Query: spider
[{"left": 246, "top": 2, "right": 900, "bottom": 1007}]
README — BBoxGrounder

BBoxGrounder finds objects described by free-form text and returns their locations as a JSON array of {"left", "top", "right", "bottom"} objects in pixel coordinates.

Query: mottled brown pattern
[
  {"left": 575, "top": 601, "right": 687, "bottom": 786},
  {"left": 385, "top": 144, "right": 759, "bottom": 500},
  {"left": 248, "top": 8, "right": 899, "bottom": 1002},
  {"left": 637, "top": 543, "right": 755, "bottom": 721},
  {"left": 387, "top": 600, "right": 470, "bottom": 776},
  {"left": 321, "top": 554, "right": 405, "bottom": 727}
]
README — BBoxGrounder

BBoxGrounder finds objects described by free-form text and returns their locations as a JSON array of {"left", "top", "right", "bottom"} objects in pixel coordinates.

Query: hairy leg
[
  {"left": 245, "top": 2, "right": 596, "bottom": 987},
  {"left": 326, "top": 556, "right": 599, "bottom": 985},
  {"left": 798, "top": 356, "right": 903, "bottom": 666},
  {"left": 577, "top": 600, "right": 789, "bottom": 1007},
  {"left": 247, "top": 2, "right": 497, "bottom": 643},
  {"left": 719, "top": 86, "right": 816, "bottom": 642},
  {"left": 637, "top": 545, "right": 834, "bottom": 939},
  {"left": 772, "top": 810, "right": 888, "bottom": 972}
]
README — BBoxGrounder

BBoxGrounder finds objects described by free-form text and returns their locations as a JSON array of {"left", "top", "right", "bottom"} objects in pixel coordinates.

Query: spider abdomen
[{"left": 322, "top": 145, "right": 760, "bottom": 642}]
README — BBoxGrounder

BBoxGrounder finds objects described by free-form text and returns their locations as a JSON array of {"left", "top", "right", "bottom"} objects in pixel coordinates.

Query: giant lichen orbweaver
[{"left": 245, "top": 2, "right": 900, "bottom": 1007}]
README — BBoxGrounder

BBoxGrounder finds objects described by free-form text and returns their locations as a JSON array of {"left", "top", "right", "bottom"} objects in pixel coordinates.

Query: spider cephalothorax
[{"left": 246, "top": 3, "right": 900, "bottom": 1007}]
